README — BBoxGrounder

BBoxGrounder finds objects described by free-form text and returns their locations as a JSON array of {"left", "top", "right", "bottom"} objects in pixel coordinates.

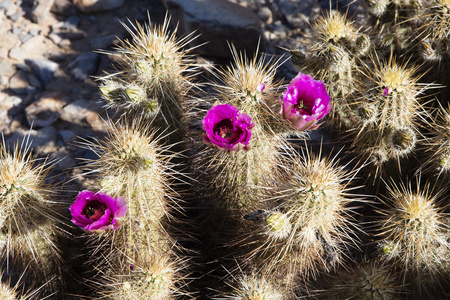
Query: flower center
[
  {"left": 293, "top": 100, "right": 312, "bottom": 115},
  {"left": 82, "top": 200, "right": 107, "bottom": 221},
  {"left": 213, "top": 119, "right": 242, "bottom": 143}
]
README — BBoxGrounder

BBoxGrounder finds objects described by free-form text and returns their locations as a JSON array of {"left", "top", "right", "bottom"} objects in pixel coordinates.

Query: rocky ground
[{"left": 0, "top": 0, "right": 368, "bottom": 298}]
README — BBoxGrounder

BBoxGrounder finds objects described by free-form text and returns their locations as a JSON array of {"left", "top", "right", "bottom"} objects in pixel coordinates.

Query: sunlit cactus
[
  {"left": 240, "top": 148, "right": 363, "bottom": 283},
  {"left": 0, "top": 138, "right": 64, "bottom": 295},
  {"left": 343, "top": 56, "right": 434, "bottom": 176},
  {"left": 188, "top": 47, "right": 295, "bottom": 240},
  {"left": 210, "top": 45, "right": 290, "bottom": 137},
  {"left": 219, "top": 271, "right": 286, "bottom": 300},
  {"left": 99, "top": 14, "right": 200, "bottom": 135},
  {"left": 76, "top": 118, "right": 188, "bottom": 297},
  {"left": 376, "top": 178, "right": 450, "bottom": 293},
  {"left": 91, "top": 250, "right": 190, "bottom": 300},
  {"left": 291, "top": 10, "right": 370, "bottom": 123}
]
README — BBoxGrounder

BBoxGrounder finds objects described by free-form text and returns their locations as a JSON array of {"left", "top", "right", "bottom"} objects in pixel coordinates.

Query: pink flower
[
  {"left": 202, "top": 103, "right": 255, "bottom": 152},
  {"left": 70, "top": 190, "right": 127, "bottom": 233},
  {"left": 280, "top": 72, "right": 332, "bottom": 131}
]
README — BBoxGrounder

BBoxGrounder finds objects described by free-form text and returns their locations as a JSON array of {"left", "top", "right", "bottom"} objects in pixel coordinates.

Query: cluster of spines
[
  {"left": 0, "top": 137, "right": 65, "bottom": 297},
  {"left": 74, "top": 14, "right": 198, "bottom": 299},
  {"left": 422, "top": 102, "right": 450, "bottom": 179},
  {"left": 291, "top": 10, "right": 370, "bottom": 126},
  {"left": 191, "top": 45, "right": 293, "bottom": 236},
  {"left": 292, "top": 9, "right": 439, "bottom": 179},
  {"left": 319, "top": 259, "right": 402, "bottom": 299},
  {"left": 98, "top": 13, "right": 199, "bottom": 140},
  {"left": 238, "top": 148, "right": 362, "bottom": 285},
  {"left": 375, "top": 178, "right": 450, "bottom": 296}
]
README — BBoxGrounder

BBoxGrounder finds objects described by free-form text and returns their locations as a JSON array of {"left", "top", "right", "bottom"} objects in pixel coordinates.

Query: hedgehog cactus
[
  {"left": 241, "top": 148, "right": 363, "bottom": 284},
  {"left": 376, "top": 178, "right": 450, "bottom": 294},
  {"left": 291, "top": 10, "right": 370, "bottom": 120},
  {"left": 75, "top": 118, "right": 187, "bottom": 298},
  {"left": 98, "top": 15, "right": 199, "bottom": 140},
  {"left": 0, "top": 139, "right": 64, "bottom": 295}
]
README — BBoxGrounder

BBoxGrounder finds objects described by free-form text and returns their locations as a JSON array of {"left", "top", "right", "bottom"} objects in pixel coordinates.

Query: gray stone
[
  {"left": 50, "top": 0, "right": 78, "bottom": 16},
  {"left": 7, "top": 11, "right": 24, "bottom": 21},
  {"left": 25, "top": 58, "right": 59, "bottom": 85},
  {"left": 9, "top": 70, "right": 29, "bottom": 94},
  {"left": 25, "top": 92, "right": 64, "bottom": 128},
  {"left": 0, "top": 59, "right": 15, "bottom": 76},
  {"left": 8, "top": 47, "right": 26, "bottom": 60},
  {"left": 26, "top": 72, "right": 41, "bottom": 88},
  {"left": 0, "top": 0, "right": 13, "bottom": 10},
  {"left": 31, "top": 0, "right": 55, "bottom": 23},
  {"left": 258, "top": 6, "right": 273, "bottom": 24},
  {"left": 60, "top": 99, "right": 103, "bottom": 125},
  {"left": 58, "top": 129, "right": 76, "bottom": 144},
  {"left": 68, "top": 52, "right": 99, "bottom": 81},
  {"left": 6, "top": 126, "right": 58, "bottom": 154},
  {"left": 89, "top": 34, "right": 118, "bottom": 49},
  {"left": 278, "top": 0, "right": 318, "bottom": 28},
  {"left": 164, "top": 0, "right": 264, "bottom": 59},
  {"left": 50, "top": 148, "right": 76, "bottom": 170},
  {"left": 0, "top": 95, "right": 22, "bottom": 110}
]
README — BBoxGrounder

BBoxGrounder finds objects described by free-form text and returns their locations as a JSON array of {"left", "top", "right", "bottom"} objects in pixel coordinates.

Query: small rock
[
  {"left": 8, "top": 47, "right": 26, "bottom": 60},
  {"left": 0, "top": 109, "right": 11, "bottom": 133},
  {"left": 0, "top": 0, "right": 14, "bottom": 10},
  {"left": 50, "top": 0, "right": 78, "bottom": 16},
  {"left": 26, "top": 72, "right": 41, "bottom": 88},
  {"left": 0, "top": 95, "right": 22, "bottom": 110},
  {"left": 8, "top": 11, "right": 24, "bottom": 22},
  {"left": 29, "top": 28, "right": 39, "bottom": 36},
  {"left": 0, "top": 59, "right": 15, "bottom": 77},
  {"left": 25, "top": 58, "right": 59, "bottom": 85},
  {"left": 25, "top": 92, "right": 64, "bottom": 128},
  {"left": 164, "top": 0, "right": 264, "bottom": 59},
  {"left": 258, "top": 6, "right": 273, "bottom": 24},
  {"left": 89, "top": 34, "right": 118, "bottom": 49},
  {"left": 68, "top": 52, "right": 99, "bottom": 81},
  {"left": 48, "top": 32, "right": 63, "bottom": 44},
  {"left": 9, "top": 70, "right": 30, "bottom": 94},
  {"left": 50, "top": 148, "right": 76, "bottom": 170},
  {"left": 278, "top": 0, "right": 318, "bottom": 28},
  {"left": 60, "top": 99, "right": 102, "bottom": 124},
  {"left": 6, "top": 126, "right": 58, "bottom": 154},
  {"left": 58, "top": 129, "right": 76, "bottom": 144},
  {"left": 73, "top": 0, "right": 125, "bottom": 13},
  {"left": 31, "top": 0, "right": 55, "bottom": 23},
  {"left": 21, "top": 35, "right": 52, "bottom": 57}
]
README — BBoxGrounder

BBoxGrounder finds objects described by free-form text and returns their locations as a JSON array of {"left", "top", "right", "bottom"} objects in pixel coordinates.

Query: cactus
[
  {"left": 219, "top": 271, "right": 286, "bottom": 300},
  {"left": 75, "top": 118, "right": 188, "bottom": 298},
  {"left": 0, "top": 137, "right": 65, "bottom": 296},
  {"left": 422, "top": 103, "right": 450, "bottom": 178},
  {"left": 376, "top": 177, "right": 450, "bottom": 295},
  {"left": 98, "top": 14, "right": 200, "bottom": 141},
  {"left": 240, "top": 147, "right": 363, "bottom": 284},
  {"left": 320, "top": 260, "right": 402, "bottom": 300}
]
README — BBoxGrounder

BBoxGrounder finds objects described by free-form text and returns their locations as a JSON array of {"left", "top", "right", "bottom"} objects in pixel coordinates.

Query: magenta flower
[
  {"left": 280, "top": 72, "right": 332, "bottom": 131},
  {"left": 70, "top": 190, "right": 127, "bottom": 233},
  {"left": 202, "top": 103, "right": 255, "bottom": 152}
]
